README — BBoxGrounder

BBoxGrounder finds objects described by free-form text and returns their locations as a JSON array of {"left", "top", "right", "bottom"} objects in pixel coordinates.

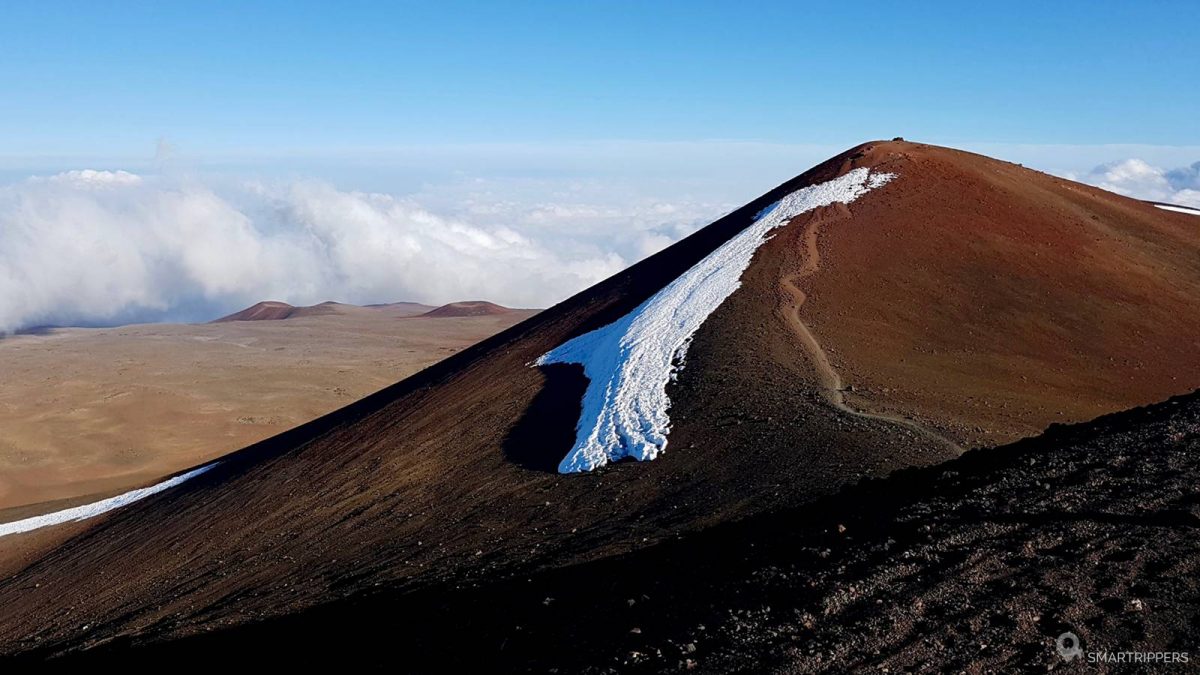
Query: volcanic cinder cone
[
  {"left": 420, "top": 301, "right": 515, "bottom": 317},
  {"left": 2, "top": 140, "right": 1199, "bottom": 665},
  {"left": 213, "top": 300, "right": 434, "bottom": 322}
]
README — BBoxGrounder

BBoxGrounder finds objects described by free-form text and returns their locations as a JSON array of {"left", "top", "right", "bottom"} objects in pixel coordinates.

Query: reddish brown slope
[
  {"left": 1, "top": 141, "right": 1198, "bottom": 662},
  {"left": 792, "top": 141, "right": 1200, "bottom": 445}
]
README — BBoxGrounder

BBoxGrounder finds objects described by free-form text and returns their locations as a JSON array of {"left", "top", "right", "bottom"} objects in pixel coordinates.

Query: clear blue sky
[{"left": 1, "top": 0, "right": 1197, "bottom": 160}]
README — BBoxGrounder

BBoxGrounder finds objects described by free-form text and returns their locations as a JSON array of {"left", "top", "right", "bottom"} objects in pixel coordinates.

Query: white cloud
[
  {"left": 6, "top": 144, "right": 1197, "bottom": 334},
  {"left": 1071, "top": 158, "right": 1200, "bottom": 208},
  {"left": 2, "top": 170, "right": 710, "bottom": 332},
  {"left": 44, "top": 169, "right": 143, "bottom": 187},
  {"left": 1166, "top": 162, "right": 1200, "bottom": 190},
  {"left": 409, "top": 176, "right": 734, "bottom": 264}
]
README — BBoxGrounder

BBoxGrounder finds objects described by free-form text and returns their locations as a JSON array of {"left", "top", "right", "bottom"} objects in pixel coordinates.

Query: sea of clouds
[
  {"left": 0, "top": 169, "right": 728, "bottom": 332},
  {"left": 0, "top": 153, "right": 1196, "bottom": 333},
  {"left": 1065, "top": 159, "right": 1200, "bottom": 207}
]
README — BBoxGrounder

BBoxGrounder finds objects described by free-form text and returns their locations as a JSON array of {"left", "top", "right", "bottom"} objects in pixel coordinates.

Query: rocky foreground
[{"left": 33, "top": 390, "right": 1199, "bottom": 673}]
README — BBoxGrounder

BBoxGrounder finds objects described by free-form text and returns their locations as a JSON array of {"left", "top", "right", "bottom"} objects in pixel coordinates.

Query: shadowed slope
[{"left": 38, "top": 390, "right": 1200, "bottom": 672}]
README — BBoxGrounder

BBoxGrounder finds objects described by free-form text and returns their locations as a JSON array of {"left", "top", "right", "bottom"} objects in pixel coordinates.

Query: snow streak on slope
[
  {"left": 536, "top": 168, "right": 895, "bottom": 473},
  {"left": 0, "top": 464, "right": 217, "bottom": 538},
  {"left": 1156, "top": 203, "right": 1200, "bottom": 216}
]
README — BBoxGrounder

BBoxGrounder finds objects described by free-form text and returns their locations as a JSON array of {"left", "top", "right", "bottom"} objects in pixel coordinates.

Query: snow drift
[
  {"left": 536, "top": 168, "right": 895, "bottom": 473},
  {"left": 0, "top": 464, "right": 217, "bottom": 538}
]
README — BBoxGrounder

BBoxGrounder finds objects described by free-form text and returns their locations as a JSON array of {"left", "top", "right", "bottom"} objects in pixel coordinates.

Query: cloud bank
[
  {"left": 3, "top": 148, "right": 1196, "bottom": 334},
  {"left": 1071, "top": 159, "right": 1200, "bottom": 207},
  {"left": 0, "top": 170, "right": 728, "bottom": 332}
]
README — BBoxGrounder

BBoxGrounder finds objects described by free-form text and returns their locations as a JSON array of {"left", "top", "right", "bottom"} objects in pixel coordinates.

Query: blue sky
[
  {"left": 1, "top": 1, "right": 1197, "bottom": 159},
  {"left": 0, "top": 2, "right": 1198, "bottom": 330}
]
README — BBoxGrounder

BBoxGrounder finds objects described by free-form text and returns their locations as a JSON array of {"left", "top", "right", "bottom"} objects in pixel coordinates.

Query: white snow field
[
  {"left": 0, "top": 463, "right": 217, "bottom": 538},
  {"left": 536, "top": 168, "right": 896, "bottom": 473},
  {"left": 1155, "top": 203, "right": 1200, "bottom": 216}
]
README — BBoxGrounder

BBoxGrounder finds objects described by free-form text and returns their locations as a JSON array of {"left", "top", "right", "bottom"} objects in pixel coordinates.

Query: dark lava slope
[{"left": 35, "top": 390, "right": 1195, "bottom": 673}]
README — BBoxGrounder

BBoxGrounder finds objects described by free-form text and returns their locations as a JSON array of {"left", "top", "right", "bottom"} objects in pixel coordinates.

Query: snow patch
[
  {"left": 535, "top": 168, "right": 895, "bottom": 473},
  {"left": 0, "top": 463, "right": 217, "bottom": 538},
  {"left": 1155, "top": 203, "right": 1200, "bottom": 216}
]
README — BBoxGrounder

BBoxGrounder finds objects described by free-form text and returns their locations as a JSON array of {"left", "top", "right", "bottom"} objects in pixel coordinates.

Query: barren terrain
[
  {"left": 0, "top": 303, "right": 534, "bottom": 512},
  {"left": 49, "top": 390, "right": 1195, "bottom": 673}
]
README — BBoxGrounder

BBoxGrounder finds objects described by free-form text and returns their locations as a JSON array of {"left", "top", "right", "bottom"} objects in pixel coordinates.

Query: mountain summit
[{"left": 3, "top": 140, "right": 1199, "bottom": 666}]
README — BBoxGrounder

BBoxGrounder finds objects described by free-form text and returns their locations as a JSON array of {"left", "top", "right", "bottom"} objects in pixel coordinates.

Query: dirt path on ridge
[{"left": 781, "top": 206, "right": 965, "bottom": 455}]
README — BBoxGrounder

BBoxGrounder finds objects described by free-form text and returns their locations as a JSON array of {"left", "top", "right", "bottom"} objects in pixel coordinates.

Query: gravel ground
[{"left": 37, "top": 391, "right": 1199, "bottom": 673}]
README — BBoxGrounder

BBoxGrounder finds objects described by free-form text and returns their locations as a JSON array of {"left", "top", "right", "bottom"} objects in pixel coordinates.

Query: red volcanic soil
[
  {"left": 787, "top": 143, "right": 1200, "bottom": 446},
  {"left": 2, "top": 141, "right": 1199, "bottom": 666},
  {"left": 420, "top": 301, "right": 514, "bottom": 317}
]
